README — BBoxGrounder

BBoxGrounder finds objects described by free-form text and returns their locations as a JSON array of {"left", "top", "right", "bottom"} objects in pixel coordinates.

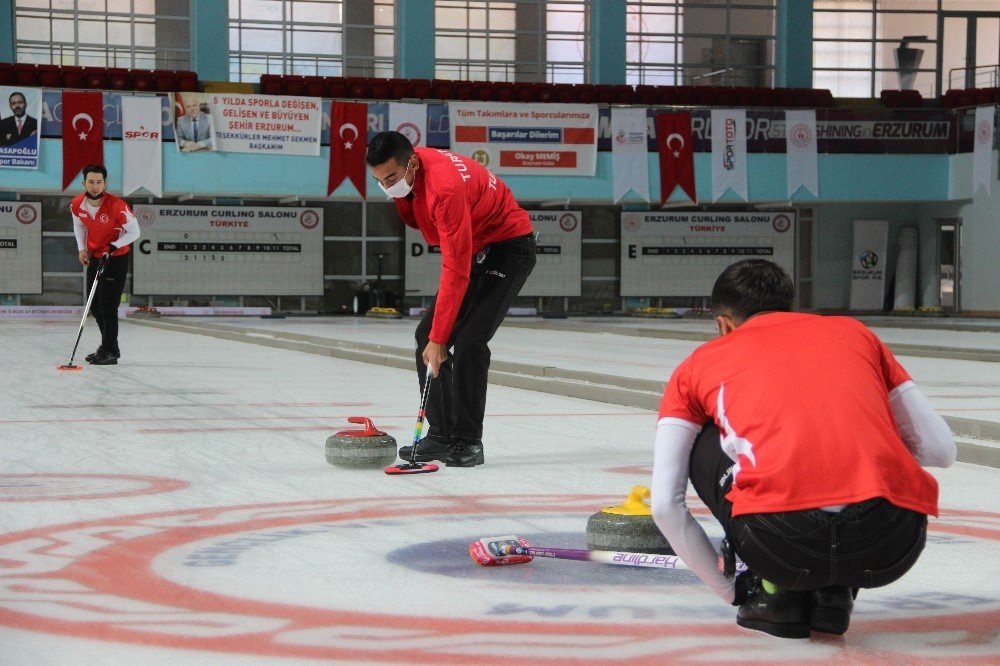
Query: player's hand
[
  {"left": 422, "top": 341, "right": 447, "bottom": 378},
  {"left": 78, "top": 249, "right": 90, "bottom": 266}
]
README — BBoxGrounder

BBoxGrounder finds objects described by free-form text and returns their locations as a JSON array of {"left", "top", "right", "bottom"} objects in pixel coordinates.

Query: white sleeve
[
  {"left": 72, "top": 213, "right": 87, "bottom": 251},
  {"left": 113, "top": 211, "right": 141, "bottom": 248},
  {"left": 651, "top": 417, "right": 736, "bottom": 604},
  {"left": 889, "top": 380, "right": 956, "bottom": 468}
]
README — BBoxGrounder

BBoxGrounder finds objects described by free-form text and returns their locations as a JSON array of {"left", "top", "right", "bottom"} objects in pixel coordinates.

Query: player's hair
[
  {"left": 366, "top": 131, "right": 414, "bottom": 167},
  {"left": 81, "top": 164, "right": 108, "bottom": 180},
  {"left": 711, "top": 259, "right": 794, "bottom": 323}
]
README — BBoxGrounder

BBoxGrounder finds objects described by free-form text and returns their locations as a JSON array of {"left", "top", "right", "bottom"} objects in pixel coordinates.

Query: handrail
[{"left": 948, "top": 64, "right": 999, "bottom": 90}]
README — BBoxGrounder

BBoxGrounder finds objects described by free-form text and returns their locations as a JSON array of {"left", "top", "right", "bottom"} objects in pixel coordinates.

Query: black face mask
[{"left": 85, "top": 191, "right": 103, "bottom": 201}]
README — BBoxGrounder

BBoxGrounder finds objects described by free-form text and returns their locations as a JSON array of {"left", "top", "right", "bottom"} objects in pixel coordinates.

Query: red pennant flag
[
  {"left": 62, "top": 91, "right": 104, "bottom": 190},
  {"left": 656, "top": 111, "right": 696, "bottom": 204},
  {"left": 328, "top": 101, "right": 368, "bottom": 198}
]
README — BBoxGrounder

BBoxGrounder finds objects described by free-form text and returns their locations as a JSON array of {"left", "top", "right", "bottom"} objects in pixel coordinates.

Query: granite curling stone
[
  {"left": 325, "top": 416, "right": 397, "bottom": 469},
  {"left": 586, "top": 485, "right": 675, "bottom": 554}
]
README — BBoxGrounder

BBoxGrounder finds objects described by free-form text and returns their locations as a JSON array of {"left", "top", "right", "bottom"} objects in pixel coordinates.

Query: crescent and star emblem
[
  {"left": 72, "top": 113, "right": 94, "bottom": 141},
  {"left": 665, "top": 132, "right": 685, "bottom": 158},
  {"left": 339, "top": 123, "right": 359, "bottom": 149}
]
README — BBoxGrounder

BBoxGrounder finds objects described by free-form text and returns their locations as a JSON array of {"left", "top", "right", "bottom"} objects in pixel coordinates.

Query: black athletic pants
[
  {"left": 85, "top": 253, "right": 130, "bottom": 354},
  {"left": 689, "top": 423, "right": 928, "bottom": 591},
  {"left": 416, "top": 232, "right": 536, "bottom": 442}
]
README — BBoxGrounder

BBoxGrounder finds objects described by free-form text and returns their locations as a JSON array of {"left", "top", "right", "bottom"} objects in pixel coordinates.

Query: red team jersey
[
  {"left": 70, "top": 192, "right": 134, "bottom": 257},
  {"left": 659, "top": 312, "right": 940, "bottom": 518},
  {"left": 392, "top": 147, "right": 533, "bottom": 344}
]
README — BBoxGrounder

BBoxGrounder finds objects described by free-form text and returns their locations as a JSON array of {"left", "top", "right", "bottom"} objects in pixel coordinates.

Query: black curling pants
[
  {"left": 689, "top": 423, "right": 928, "bottom": 591},
  {"left": 415, "top": 233, "right": 536, "bottom": 442},
  {"left": 86, "top": 253, "right": 130, "bottom": 354}
]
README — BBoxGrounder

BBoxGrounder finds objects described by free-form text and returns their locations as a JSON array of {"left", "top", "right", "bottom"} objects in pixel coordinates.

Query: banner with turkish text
[
  {"left": 711, "top": 109, "right": 748, "bottom": 202},
  {"left": 388, "top": 102, "right": 427, "bottom": 148},
  {"left": 449, "top": 102, "right": 598, "bottom": 176},
  {"left": 61, "top": 91, "right": 104, "bottom": 190},
  {"left": 328, "top": 101, "right": 368, "bottom": 198},
  {"left": 655, "top": 111, "right": 696, "bottom": 204},
  {"left": 122, "top": 96, "right": 163, "bottom": 197},
  {"left": 206, "top": 92, "right": 321, "bottom": 156},
  {"left": 0, "top": 86, "right": 41, "bottom": 169},
  {"left": 611, "top": 107, "right": 649, "bottom": 203},
  {"left": 785, "top": 109, "right": 818, "bottom": 198},
  {"left": 973, "top": 105, "right": 994, "bottom": 195}
]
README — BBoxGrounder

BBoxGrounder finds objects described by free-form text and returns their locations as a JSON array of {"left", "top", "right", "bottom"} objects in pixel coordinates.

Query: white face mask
[{"left": 378, "top": 162, "right": 413, "bottom": 198}]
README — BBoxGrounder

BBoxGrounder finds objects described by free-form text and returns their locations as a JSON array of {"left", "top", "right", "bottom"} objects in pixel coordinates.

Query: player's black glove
[
  {"left": 104, "top": 243, "right": 118, "bottom": 257},
  {"left": 731, "top": 570, "right": 756, "bottom": 606}
]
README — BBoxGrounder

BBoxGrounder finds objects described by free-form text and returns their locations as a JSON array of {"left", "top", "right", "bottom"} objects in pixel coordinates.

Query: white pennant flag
[
  {"left": 121, "top": 96, "right": 163, "bottom": 197},
  {"left": 388, "top": 102, "right": 428, "bottom": 148},
  {"left": 711, "top": 109, "right": 748, "bottom": 201},
  {"left": 785, "top": 109, "right": 818, "bottom": 198},
  {"left": 972, "top": 105, "right": 994, "bottom": 196},
  {"left": 611, "top": 107, "right": 650, "bottom": 203}
]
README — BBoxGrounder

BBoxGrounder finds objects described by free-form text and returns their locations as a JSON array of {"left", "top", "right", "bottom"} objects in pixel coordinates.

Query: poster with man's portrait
[
  {"left": 174, "top": 92, "right": 217, "bottom": 153},
  {"left": 0, "top": 86, "right": 42, "bottom": 169}
]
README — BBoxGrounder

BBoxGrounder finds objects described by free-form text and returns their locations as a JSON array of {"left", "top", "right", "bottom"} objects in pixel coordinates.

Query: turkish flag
[
  {"left": 328, "top": 101, "right": 368, "bottom": 198},
  {"left": 62, "top": 91, "right": 104, "bottom": 190},
  {"left": 656, "top": 111, "right": 696, "bottom": 204}
]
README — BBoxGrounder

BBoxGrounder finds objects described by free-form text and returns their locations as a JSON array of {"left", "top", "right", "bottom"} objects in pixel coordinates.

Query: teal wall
[
  {"left": 4, "top": 140, "right": 952, "bottom": 205},
  {"left": 190, "top": 0, "right": 229, "bottom": 81},
  {"left": 396, "top": 0, "right": 436, "bottom": 79}
]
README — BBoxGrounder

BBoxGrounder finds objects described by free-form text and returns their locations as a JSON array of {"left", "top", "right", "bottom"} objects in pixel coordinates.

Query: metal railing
[{"left": 948, "top": 64, "right": 999, "bottom": 90}]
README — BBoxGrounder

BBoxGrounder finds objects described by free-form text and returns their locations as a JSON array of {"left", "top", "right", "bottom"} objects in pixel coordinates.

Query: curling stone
[
  {"left": 586, "top": 485, "right": 674, "bottom": 554},
  {"left": 325, "top": 416, "right": 397, "bottom": 469}
]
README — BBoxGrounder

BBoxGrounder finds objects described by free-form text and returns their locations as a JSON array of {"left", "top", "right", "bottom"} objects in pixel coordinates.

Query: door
[{"left": 937, "top": 220, "right": 960, "bottom": 312}]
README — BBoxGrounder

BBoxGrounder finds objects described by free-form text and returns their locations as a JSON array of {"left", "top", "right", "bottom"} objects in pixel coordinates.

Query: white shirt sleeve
[
  {"left": 651, "top": 417, "right": 736, "bottom": 604},
  {"left": 112, "top": 211, "right": 141, "bottom": 248},
  {"left": 72, "top": 213, "right": 87, "bottom": 251},
  {"left": 889, "top": 380, "right": 957, "bottom": 468}
]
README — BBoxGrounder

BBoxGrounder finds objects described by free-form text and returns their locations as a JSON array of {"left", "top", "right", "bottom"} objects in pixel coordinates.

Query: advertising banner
[
  {"left": 620, "top": 211, "right": 795, "bottom": 297},
  {"left": 849, "top": 219, "right": 889, "bottom": 311},
  {"left": 449, "top": 102, "right": 598, "bottom": 176},
  {"left": 711, "top": 109, "right": 748, "bottom": 201},
  {"left": 611, "top": 107, "right": 649, "bottom": 203},
  {"left": 785, "top": 109, "right": 818, "bottom": 197},
  {"left": 0, "top": 86, "right": 41, "bottom": 169},
  {"left": 131, "top": 205, "right": 324, "bottom": 295},
  {"left": 207, "top": 92, "right": 321, "bottom": 156},
  {"left": 122, "top": 96, "right": 163, "bottom": 197},
  {"left": 388, "top": 102, "right": 428, "bottom": 148},
  {"left": 406, "top": 211, "right": 582, "bottom": 297},
  {"left": 0, "top": 202, "right": 42, "bottom": 294}
]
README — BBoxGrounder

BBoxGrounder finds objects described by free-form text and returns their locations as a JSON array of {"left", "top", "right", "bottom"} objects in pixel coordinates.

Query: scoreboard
[
  {"left": 0, "top": 203, "right": 42, "bottom": 294},
  {"left": 620, "top": 212, "right": 795, "bottom": 296},
  {"left": 405, "top": 211, "right": 582, "bottom": 297},
  {"left": 132, "top": 205, "right": 323, "bottom": 295}
]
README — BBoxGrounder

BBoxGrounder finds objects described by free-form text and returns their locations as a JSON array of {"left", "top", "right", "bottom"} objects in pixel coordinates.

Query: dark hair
[
  {"left": 711, "top": 259, "right": 794, "bottom": 322},
  {"left": 9, "top": 91, "right": 26, "bottom": 103},
  {"left": 81, "top": 164, "right": 108, "bottom": 180},
  {"left": 365, "top": 131, "right": 414, "bottom": 167}
]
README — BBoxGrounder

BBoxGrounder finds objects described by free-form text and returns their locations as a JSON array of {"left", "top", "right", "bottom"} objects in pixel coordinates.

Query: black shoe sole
[
  {"left": 397, "top": 447, "right": 448, "bottom": 463},
  {"left": 736, "top": 617, "right": 810, "bottom": 639},
  {"left": 445, "top": 455, "right": 485, "bottom": 467},
  {"left": 810, "top": 608, "right": 850, "bottom": 635},
  {"left": 89, "top": 359, "right": 118, "bottom": 365}
]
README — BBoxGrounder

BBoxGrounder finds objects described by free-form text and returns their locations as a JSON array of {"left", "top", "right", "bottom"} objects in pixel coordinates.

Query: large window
[
  {"left": 14, "top": 0, "right": 190, "bottom": 69},
  {"left": 434, "top": 1, "right": 588, "bottom": 83},
  {"left": 813, "top": 0, "right": 1000, "bottom": 98},
  {"left": 229, "top": 0, "right": 396, "bottom": 82},
  {"left": 626, "top": 1, "right": 776, "bottom": 87}
]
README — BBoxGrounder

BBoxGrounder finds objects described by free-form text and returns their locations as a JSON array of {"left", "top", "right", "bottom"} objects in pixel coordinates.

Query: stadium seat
[
  {"left": 346, "top": 77, "right": 372, "bottom": 99},
  {"left": 513, "top": 82, "right": 538, "bottom": 103},
  {"left": 36, "top": 64, "right": 62, "bottom": 87},
  {"left": 153, "top": 69, "right": 177, "bottom": 92},
  {"left": 108, "top": 68, "right": 132, "bottom": 91},
  {"left": 259, "top": 74, "right": 283, "bottom": 95},
  {"left": 368, "top": 78, "right": 391, "bottom": 99},
  {"left": 303, "top": 76, "right": 326, "bottom": 97},
  {"left": 175, "top": 70, "right": 198, "bottom": 92},
  {"left": 283, "top": 76, "right": 306, "bottom": 96},
  {"left": 326, "top": 77, "right": 348, "bottom": 98},
  {"left": 429, "top": 79, "right": 455, "bottom": 100},
  {"left": 0, "top": 62, "right": 13, "bottom": 86},
  {"left": 409, "top": 78, "right": 431, "bottom": 100},
  {"left": 60, "top": 65, "right": 85, "bottom": 88},
  {"left": 83, "top": 67, "right": 108, "bottom": 89},
  {"left": 14, "top": 63, "right": 39, "bottom": 86}
]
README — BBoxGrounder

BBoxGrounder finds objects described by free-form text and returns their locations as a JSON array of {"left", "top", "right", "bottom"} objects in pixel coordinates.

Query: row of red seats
[
  {"left": 880, "top": 89, "right": 924, "bottom": 109},
  {"left": 0, "top": 63, "right": 198, "bottom": 92},
  {"left": 261, "top": 75, "right": 837, "bottom": 108},
  {"left": 941, "top": 87, "right": 1000, "bottom": 108}
]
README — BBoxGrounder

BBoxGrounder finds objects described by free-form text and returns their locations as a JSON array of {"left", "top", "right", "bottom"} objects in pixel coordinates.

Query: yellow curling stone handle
[{"left": 600, "top": 485, "right": 653, "bottom": 516}]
